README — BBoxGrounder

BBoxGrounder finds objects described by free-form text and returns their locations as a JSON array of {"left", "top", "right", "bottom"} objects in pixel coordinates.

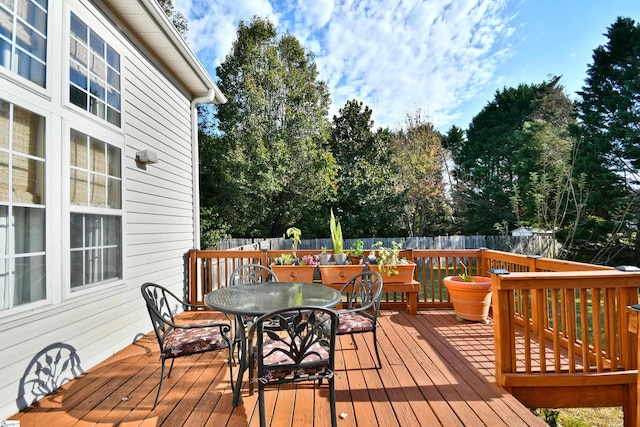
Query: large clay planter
[
  {"left": 443, "top": 275, "right": 493, "bottom": 323},
  {"left": 270, "top": 264, "right": 317, "bottom": 282}
]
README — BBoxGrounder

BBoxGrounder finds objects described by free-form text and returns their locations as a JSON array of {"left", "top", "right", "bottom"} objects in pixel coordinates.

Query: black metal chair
[
  {"left": 247, "top": 306, "right": 338, "bottom": 427},
  {"left": 338, "top": 271, "right": 384, "bottom": 368},
  {"left": 141, "top": 282, "right": 233, "bottom": 408},
  {"left": 228, "top": 263, "right": 279, "bottom": 286}
]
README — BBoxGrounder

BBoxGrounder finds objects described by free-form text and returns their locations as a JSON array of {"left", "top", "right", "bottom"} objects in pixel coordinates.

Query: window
[
  {"left": 69, "top": 129, "right": 121, "bottom": 289},
  {"left": 69, "top": 12, "right": 121, "bottom": 127},
  {"left": 0, "top": 0, "right": 48, "bottom": 87},
  {"left": 0, "top": 98, "right": 46, "bottom": 310}
]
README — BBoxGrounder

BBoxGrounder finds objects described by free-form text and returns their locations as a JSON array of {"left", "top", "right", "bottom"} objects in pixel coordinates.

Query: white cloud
[{"left": 173, "top": 0, "right": 515, "bottom": 129}]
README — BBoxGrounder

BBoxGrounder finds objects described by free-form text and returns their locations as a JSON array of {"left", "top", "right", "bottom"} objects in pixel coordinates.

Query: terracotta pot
[
  {"left": 443, "top": 275, "right": 492, "bottom": 323},
  {"left": 270, "top": 264, "right": 317, "bottom": 282}
]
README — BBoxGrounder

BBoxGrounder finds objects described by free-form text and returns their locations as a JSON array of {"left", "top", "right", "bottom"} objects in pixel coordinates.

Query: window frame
[
  {"left": 63, "top": 119, "right": 125, "bottom": 299},
  {"left": 0, "top": 95, "right": 52, "bottom": 318},
  {"left": 64, "top": 7, "right": 122, "bottom": 131},
  {"left": 0, "top": 0, "right": 52, "bottom": 96}
]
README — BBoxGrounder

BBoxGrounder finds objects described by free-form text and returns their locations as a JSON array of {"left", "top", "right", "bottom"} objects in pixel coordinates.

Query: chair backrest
[
  {"left": 340, "top": 271, "right": 384, "bottom": 314},
  {"left": 229, "top": 263, "right": 279, "bottom": 286},
  {"left": 250, "top": 307, "right": 337, "bottom": 382},
  {"left": 141, "top": 283, "right": 182, "bottom": 345}
]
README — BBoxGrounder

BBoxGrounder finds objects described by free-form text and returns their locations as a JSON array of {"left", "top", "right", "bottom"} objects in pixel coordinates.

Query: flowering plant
[{"left": 300, "top": 254, "right": 319, "bottom": 266}]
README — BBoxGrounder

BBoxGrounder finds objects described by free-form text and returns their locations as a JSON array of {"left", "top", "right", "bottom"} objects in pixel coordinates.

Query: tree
[
  {"left": 575, "top": 16, "right": 640, "bottom": 264},
  {"left": 328, "top": 100, "right": 404, "bottom": 237},
  {"left": 453, "top": 78, "right": 577, "bottom": 234},
  {"left": 156, "top": 0, "right": 188, "bottom": 38},
  {"left": 201, "top": 17, "right": 335, "bottom": 237},
  {"left": 392, "top": 111, "right": 451, "bottom": 236}
]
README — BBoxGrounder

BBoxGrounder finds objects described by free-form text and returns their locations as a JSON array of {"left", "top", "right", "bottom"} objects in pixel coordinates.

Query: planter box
[
  {"left": 269, "top": 264, "right": 317, "bottom": 282},
  {"left": 367, "top": 262, "right": 416, "bottom": 283},
  {"left": 318, "top": 265, "right": 365, "bottom": 285}
]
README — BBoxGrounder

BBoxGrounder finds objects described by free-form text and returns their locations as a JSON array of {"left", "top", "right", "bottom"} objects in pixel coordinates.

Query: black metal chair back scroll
[
  {"left": 248, "top": 306, "right": 338, "bottom": 427},
  {"left": 141, "top": 282, "right": 233, "bottom": 408},
  {"left": 229, "top": 263, "right": 279, "bottom": 286},
  {"left": 338, "top": 271, "right": 384, "bottom": 368}
]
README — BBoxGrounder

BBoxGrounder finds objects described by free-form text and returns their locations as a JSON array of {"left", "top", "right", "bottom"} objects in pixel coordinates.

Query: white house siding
[{"left": 0, "top": 0, "right": 206, "bottom": 418}]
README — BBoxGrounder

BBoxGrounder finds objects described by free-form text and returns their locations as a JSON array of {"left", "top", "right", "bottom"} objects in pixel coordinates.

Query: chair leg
[
  {"left": 350, "top": 333, "right": 358, "bottom": 350},
  {"left": 329, "top": 376, "right": 337, "bottom": 427},
  {"left": 167, "top": 358, "right": 176, "bottom": 377},
  {"left": 258, "top": 385, "right": 266, "bottom": 427},
  {"left": 153, "top": 357, "right": 167, "bottom": 409},
  {"left": 373, "top": 329, "right": 381, "bottom": 369}
]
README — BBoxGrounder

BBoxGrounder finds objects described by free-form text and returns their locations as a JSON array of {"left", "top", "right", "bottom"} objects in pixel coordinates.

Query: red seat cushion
[
  {"left": 337, "top": 312, "right": 374, "bottom": 334},
  {"left": 163, "top": 326, "right": 226, "bottom": 358}
]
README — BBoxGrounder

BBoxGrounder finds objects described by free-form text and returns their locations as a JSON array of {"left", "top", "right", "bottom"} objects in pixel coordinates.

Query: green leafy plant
[
  {"left": 320, "top": 246, "right": 328, "bottom": 254},
  {"left": 349, "top": 239, "right": 364, "bottom": 257},
  {"left": 458, "top": 262, "right": 473, "bottom": 282},
  {"left": 286, "top": 227, "right": 301, "bottom": 259},
  {"left": 275, "top": 253, "right": 294, "bottom": 265},
  {"left": 371, "top": 241, "right": 407, "bottom": 276},
  {"left": 330, "top": 209, "right": 343, "bottom": 254}
]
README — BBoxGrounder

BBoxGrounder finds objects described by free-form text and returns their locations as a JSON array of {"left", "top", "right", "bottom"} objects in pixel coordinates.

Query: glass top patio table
[{"left": 204, "top": 281, "right": 343, "bottom": 317}]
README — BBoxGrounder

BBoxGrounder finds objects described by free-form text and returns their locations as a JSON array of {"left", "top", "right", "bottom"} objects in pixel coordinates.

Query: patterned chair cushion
[
  {"left": 337, "top": 312, "right": 374, "bottom": 334},
  {"left": 163, "top": 326, "right": 226, "bottom": 358},
  {"left": 258, "top": 338, "right": 330, "bottom": 382}
]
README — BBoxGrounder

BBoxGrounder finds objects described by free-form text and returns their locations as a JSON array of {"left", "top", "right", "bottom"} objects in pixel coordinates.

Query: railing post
[{"left": 488, "top": 268, "right": 513, "bottom": 386}]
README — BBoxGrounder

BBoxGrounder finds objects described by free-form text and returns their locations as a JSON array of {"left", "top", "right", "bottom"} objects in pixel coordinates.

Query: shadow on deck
[{"left": 11, "top": 310, "right": 547, "bottom": 426}]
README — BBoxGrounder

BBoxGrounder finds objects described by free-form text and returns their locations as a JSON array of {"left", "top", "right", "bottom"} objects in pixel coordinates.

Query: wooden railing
[{"left": 186, "top": 248, "right": 640, "bottom": 423}]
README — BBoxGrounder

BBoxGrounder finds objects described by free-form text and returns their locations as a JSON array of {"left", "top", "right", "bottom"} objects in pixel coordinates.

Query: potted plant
[
  {"left": 349, "top": 239, "right": 364, "bottom": 265},
  {"left": 330, "top": 209, "right": 347, "bottom": 265},
  {"left": 270, "top": 227, "right": 317, "bottom": 282},
  {"left": 318, "top": 246, "right": 332, "bottom": 265},
  {"left": 366, "top": 241, "right": 416, "bottom": 283},
  {"left": 442, "top": 262, "right": 492, "bottom": 323}
]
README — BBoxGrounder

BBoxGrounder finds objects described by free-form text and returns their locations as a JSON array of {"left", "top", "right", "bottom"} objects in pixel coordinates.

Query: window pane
[
  {"left": 15, "top": 20, "right": 45, "bottom": 61},
  {"left": 17, "top": 0, "right": 46, "bottom": 34},
  {"left": 15, "top": 48, "right": 45, "bottom": 86},
  {"left": 106, "top": 45, "right": 119, "bottom": 69},
  {"left": 13, "top": 254, "right": 45, "bottom": 306},
  {"left": 89, "top": 32, "right": 103, "bottom": 58},
  {"left": 0, "top": 8, "right": 12, "bottom": 41},
  {"left": 69, "top": 38, "right": 87, "bottom": 66},
  {"left": 13, "top": 155, "right": 43, "bottom": 204},
  {"left": 106, "top": 108, "right": 120, "bottom": 127},
  {"left": 107, "top": 177, "right": 120, "bottom": 209},
  {"left": 70, "top": 251, "right": 82, "bottom": 288},
  {"left": 103, "top": 247, "right": 120, "bottom": 280},
  {"left": 13, "top": 105, "right": 45, "bottom": 157},
  {"left": 13, "top": 206, "right": 44, "bottom": 253},
  {"left": 70, "top": 129, "right": 86, "bottom": 167},
  {"left": 89, "top": 173, "right": 105, "bottom": 207},
  {"left": 70, "top": 85, "right": 87, "bottom": 110},
  {"left": 69, "top": 169, "right": 87, "bottom": 205},
  {"left": 107, "top": 145, "right": 120, "bottom": 176},
  {"left": 0, "top": 205, "right": 7, "bottom": 257},
  {"left": 70, "top": 13, "right": 86, "bottom": 42},
  {"left": 69, "top": 213, "right": 82, "bottom": 248},
  {"left": 89, "top": 96, "right": 104, "bottom": 119},
  {"left": 0, "top": 100, "right": 8, "bottom": 148},
  {"left": 69, "top": 61, "right": 87, "bottom": 89},
  {"left": 0, "top": 151, "right": 8, "bottom": 202},
  {"left": 89, "top": 138, "right": 105, "bottom": 173},
  {"left": 89, "top": 74, "right": 105, "bottom": 101}
]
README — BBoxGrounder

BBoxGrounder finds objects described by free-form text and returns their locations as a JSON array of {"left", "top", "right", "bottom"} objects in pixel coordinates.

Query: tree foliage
[
  {"left": 200, "top": 17, "right": 335, "bottom": 238},
  {"left": 328, "top": 100, "right": 403, "bottom": 238},
  {"left": 393, "top": 111, "right": 452, "bottom": 236},
  {"left": 575, "top": 16, "right": 640, "bottom": 264},
  {"left": 156, "top": 0, "right": 188, "bottom": 38}
]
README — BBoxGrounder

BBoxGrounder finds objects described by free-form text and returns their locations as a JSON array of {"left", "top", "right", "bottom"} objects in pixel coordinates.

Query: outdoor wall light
[{"left": 136, "top": 150, "right": 158, "bottom": 164}]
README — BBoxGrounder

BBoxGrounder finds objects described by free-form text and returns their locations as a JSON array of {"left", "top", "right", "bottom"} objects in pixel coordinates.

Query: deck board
[{"left": 11, "top": 309, "right": 547, "bottom": 426}]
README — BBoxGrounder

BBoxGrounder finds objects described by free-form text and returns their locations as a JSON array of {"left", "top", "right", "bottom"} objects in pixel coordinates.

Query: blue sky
[{"left": 173, "top": 0, "right": 640, "bottom": 131}]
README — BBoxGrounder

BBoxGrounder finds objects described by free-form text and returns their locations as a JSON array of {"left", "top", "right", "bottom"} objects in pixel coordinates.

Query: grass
[{"left": 553, "top": 407, "right": 623, "bottom": 426}]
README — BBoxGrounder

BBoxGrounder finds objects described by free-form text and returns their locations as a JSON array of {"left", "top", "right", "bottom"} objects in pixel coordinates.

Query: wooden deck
[{"left": 11, "top": 309, "right": 547, "bottom": 426}]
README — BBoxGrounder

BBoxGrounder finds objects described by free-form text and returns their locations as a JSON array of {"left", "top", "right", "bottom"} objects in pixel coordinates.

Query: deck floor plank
[{"left": 10, "top": 310, "right": 548, "bottom": 427}]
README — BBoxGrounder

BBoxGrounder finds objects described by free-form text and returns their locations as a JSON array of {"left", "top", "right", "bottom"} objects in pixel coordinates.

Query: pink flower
[{"left": 301, "top": 254, "right": 319, "bottom": 266}]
